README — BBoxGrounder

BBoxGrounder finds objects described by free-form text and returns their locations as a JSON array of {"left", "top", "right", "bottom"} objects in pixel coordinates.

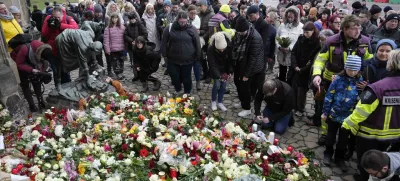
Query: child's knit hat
[{"left": 345, "top": 55, "right": 362, "bottom": 71}]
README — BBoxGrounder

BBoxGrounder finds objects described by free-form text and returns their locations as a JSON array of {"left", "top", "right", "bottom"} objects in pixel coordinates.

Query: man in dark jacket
[
  {"left": 31, "top": 5, "right": 43, "bottom": 32},
  {"left": 371, "top": 14, "right": 400, "bottom": 53},
  {"left": 232, "top": 16, "right": 265, "bottom": 118},
  {"left": 154, "top": 0, "right": 164, "bottom": 16},
  {"left": 369, "top": 4, "right": 381, "bottom": 26},
  {"left": 198, "top": 0, "right": 214, "bottom": 82},
  {"left": 254, "top": 79, "right": 294, "bottom": 134},
  {"left": 124, "top": 13, "right": 148, "bottom": 81},
  {"left": 247, "top": 5, "right": 276, "bottom": 96},
  {"left": 359, "top": 10, "right": 378, "bottom": 37}
]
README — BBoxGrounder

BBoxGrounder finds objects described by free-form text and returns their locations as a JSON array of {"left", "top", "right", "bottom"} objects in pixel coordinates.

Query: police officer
[{"left": 342, "top": 49, "right": 400, "bottom": 181}]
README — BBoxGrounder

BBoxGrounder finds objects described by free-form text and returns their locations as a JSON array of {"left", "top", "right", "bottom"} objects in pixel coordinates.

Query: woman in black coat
[
  {"left": 208, "top": 32, "right": 233, "bottom": 112},
  {"left": 132, "top": 36, "right": 161, "bottom": 92},
  {"left": 290, "top": 22, "right": 321, "bottom": 117}
]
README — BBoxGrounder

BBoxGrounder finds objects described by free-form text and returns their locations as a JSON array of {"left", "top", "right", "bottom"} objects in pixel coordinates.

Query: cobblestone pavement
[{"left": 30, "top": 59, "right": 357, "bottom": 181}]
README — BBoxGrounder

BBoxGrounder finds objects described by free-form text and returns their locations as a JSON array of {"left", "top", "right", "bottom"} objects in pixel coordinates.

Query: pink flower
[
  {"left": 104, "top": 144, "right": 111, "bottom": 151},
  {"left": 87, "top": 156, "right": 94, "bottom": 162}
]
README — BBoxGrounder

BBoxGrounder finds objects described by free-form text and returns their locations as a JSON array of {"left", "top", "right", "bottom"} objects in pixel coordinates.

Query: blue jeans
[
  {"left": 261, "top": 107, "right": 291, "bottom": 134},
  {"left": 192, "top": 61, "right": 201, "bottom": 81},
  {"left": 212, "top": 79, "right": 226, "bottom": 103},
  {"left": 168, "top": 62, "right": 193, "bottom": 94}
]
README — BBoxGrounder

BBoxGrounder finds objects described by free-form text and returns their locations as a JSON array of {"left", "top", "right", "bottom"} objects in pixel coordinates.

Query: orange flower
[
  {"left": 77, "top": 163, "right": 85, "bottom": 175},
  {"left": 138, "top": 114, "right": 145, "bottom": 121},
  {"left": 56, "top": 153, "right": 62, "bottom": 161},
  {"left": 116, "top": 110, "right": 122, "bottom": 115},
  {"left": 105, "top": 104, "right": 111, "bottom": 112}
]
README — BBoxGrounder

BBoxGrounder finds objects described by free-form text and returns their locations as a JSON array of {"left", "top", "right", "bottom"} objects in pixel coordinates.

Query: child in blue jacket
[{"left": 322, "top": 55, "right": 363, "bottom": 171}]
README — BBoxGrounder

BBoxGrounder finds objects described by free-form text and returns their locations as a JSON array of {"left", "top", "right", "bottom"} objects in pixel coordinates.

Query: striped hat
[{"left": 345, "top": 55, "right": 362, "bottom": 71}]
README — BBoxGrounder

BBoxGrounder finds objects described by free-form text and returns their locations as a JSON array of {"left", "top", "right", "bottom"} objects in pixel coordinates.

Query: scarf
[
  {"left": 0, "top": 12, "right": 14, "bottom": 21},
  {"left": 232, "top": 28, "right": 251, "bottom": 64}
]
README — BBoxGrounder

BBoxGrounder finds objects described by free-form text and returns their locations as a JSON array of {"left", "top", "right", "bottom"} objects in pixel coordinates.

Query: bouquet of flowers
[
  {"left": 0, "top": 91, "right": 329, "bottom": 181},
  {"left": 276, "top": 36, "right": 292, "bottom": 48}
]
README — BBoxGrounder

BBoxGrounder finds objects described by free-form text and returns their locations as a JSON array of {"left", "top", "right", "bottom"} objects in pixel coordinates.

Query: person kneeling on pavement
[
  {"left": 361, "top": 150, "right": 400, "bottom": 181},
  {"left": 254, "top": 79, "right": 294, "bottom": 134},
  {"left": 132, "top": 36, "right": 162, "bottom": 92},
  {"left": 9, "top": 34, "right": 53, "bottom": 112}
]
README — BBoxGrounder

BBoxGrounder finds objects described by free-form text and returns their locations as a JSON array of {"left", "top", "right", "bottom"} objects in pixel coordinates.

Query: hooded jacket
[
  {"left": 1, "top": 13, "right": 24, "bottom": 52},
  {"left": 199, "top": 8, "right": 215, "bottom": 42},
  {"left": 276, "top": 6, "right": 304, "bottom": 66},
  {"left": 363, "top": 39, "right": 397, "bottom": 84},
  {"left": 124, "top": 15, "right": 148, "bottom": 50},
  {"left": 41, "top": 8, "right": 79, "bottom": 56},
  {"left": 10, "top": 40, "right": 52, "bottom": 73},
  {"left": 207, "top": 32, "right": 234, "bottom": 79},
  {"left": 104, "top": 2, "right": 125, "bottom": 27},
  {"left": 132, "top": 42, "right": 161, "bottom": 73}
]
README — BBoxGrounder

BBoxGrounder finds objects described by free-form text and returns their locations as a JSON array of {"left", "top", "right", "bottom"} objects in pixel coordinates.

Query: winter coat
[
  {"left": 154, "top": 3, "right": 164, "bottom": 17},
  {"left": 233, "top": 27, "right": 265, "bottom": 78},
  {"left": 132, "top": 42, "right": 161, "bottom": 73},
  {"left": 0, "top": 17, "right": 23, "bottom": 52},
  {"left": 361, "top": 21, "right": 378, "bottom": 37},
  {"left": 254, "top": 79, "right": 294, "bottom": 121},
  {"left": 199, "top": 8, "right": 215, "bottom": 42},
  {"left": 41, "top": 8, "right": 79, "bottom": 55},
  {"left": 207, "top": 33, "right": 234, "bottom": 79},
  {"left": 157, "top": 11, "right": 178, "bottom": 38},
  {"left": 291, "top": 35, "right": 321, "bottom": 86},
  {"left": 252, "top": 17, "right": 276, "bottom": 60},
  {"left": 161, "top": 22, "right": 201, "bottom": 65},
  {"left": 124, "top": 21, "right": 148, "bottom": 50},
  {"left": 363, "top": 57, "right": 388, "bottom": 84},
  {"left": 276, "top": 6, "right": 303, "bottom": 66},
  {"left": 104, "top": 25, "right": 126, "bottom": 54},
  {"left": 208, "top": 12, "right": 235, "bottom": 39},
  {"left": 323, "top": 75, "right": 362, "bottom": 123},
  {"left": 371, "top": 28, "right": 400, "bottom": 53},
  {"left": 31, "top": 9, "right": 43, "bottom": 32},
  {"left": 142, "top": 13, "right": 160, "bottom": 51},
  {"left": 10, "top": 40, "right": 51, "bottom": 73}
]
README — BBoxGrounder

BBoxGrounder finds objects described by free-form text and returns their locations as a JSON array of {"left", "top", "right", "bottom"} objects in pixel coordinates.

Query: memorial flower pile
[{"left": 0, "top": 92, "right": 328, "bottom": 181}]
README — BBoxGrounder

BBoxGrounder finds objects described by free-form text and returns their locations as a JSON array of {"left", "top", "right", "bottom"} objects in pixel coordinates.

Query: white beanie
[{"left": 214, "top": 32, "right": 227, "bottom": 50}]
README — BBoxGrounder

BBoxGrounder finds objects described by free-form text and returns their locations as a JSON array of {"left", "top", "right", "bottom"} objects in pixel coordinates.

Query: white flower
[
  {"left": 53, "top": 164, "right": 59, "bottom": 170},
  {"left": 92, "top": 159, "right": 101, "bottom": 169},
  {"left": 129, "top": 151, "right": 135, "bottom": 158},
  {"left": 106, "top": 156, "right": 116, "bottom": 166},
  {"left": 37, "top": 150, "right": 45, "bottom": 156},
  {"left": 77, "top": 132, "right": 83, "bottom": 139},
  {"left": 124, "top": 159, "right": 132, "bottom": 166},
  {"left": 59, "top": 160, "right": 65, "bottom": 168},
  {"left": 36, "top": 172, "right": 46, "bottom": 180},
  {"left": 31, "top": 130, "right": 40, "bottom": 137},
  {"left": 60, "top": 171, "right": 68, "bottom": 178},
  {"left": 70, "top": 134, "right": 76, "bottom": 139},
  {"left": 44, "top": 163, "right": 51, "bottom": 169},
  {"left": 204, "top": 162, "right": 215, "bottom": 175},
  {"left": 182, "top": 94, "right": 187, "bottom": 98},
  {"left": 179, "top": 164, "right": 187, "bottom": 174},
  {"left": 59, "top": 138, "right": 65, "bottom": 143},
  {"left": 54, "top": 125, "right": 64, "bottom": 137},
  {"left": 215, "top": 176, "right": 222, "bottom": 181},
  {"left": 3, "top": 121, "right": 12, "bottom": 128},
  {"left": 149, "top": 175, "right": 160, "bottom": 181},
  {"left": 63, "top": 147, "right": 73, "bottom": 157},
  {"left": 29, "top": 165, "right": 41, "bottom": 173}
]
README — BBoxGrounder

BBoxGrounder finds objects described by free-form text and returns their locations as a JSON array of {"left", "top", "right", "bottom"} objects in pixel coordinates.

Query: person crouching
[{"left": 132, "top": 36, "right": 162, "bottom": 92}]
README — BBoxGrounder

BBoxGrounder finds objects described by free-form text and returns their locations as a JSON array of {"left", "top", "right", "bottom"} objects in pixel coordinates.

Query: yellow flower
[
  {"left": 56, "top": 153, "right": 62, "bottom": 161},
  {"left": 176, "top": 98, "right": 182, "bottom": 103},
  {"left": 169, "top": 98, "right": 175, "bottom": 103},
  {"left": 84, "top": 149, "right": 90, "bottom": 155},
  {"left": 184, "top": 108, "right": 193, "bottom": 115},
  {"left": 301, "top": 157, "right": 308, "bottom": 165},
  {"left": 78, "top": 163, "right": 85, "bottom": 175},
  {"left": 129, "top": 125, "right": 138, "bottom": 134},
  {"left": 94, "top": 124, "right": 101, "bottom": 134}
]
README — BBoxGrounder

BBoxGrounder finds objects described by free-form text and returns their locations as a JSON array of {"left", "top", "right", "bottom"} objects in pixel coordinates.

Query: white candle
[
  {"left": 269, "top": 132, "right": 275, "bottom": 144},
  {"left": 252, "top": 124, "right": 258, "bottom": 132},
  {"left": 0, "top": 135, "right": 4, "bottom": 150}
]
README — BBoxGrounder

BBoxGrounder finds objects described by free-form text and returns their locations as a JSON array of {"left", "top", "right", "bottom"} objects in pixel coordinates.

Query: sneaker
[
  {"left": 238, "top": 110, "right": 251, "bottom": 117},
  {"left": 218, "top": 103, "right": 227, "bottom": 111},
  {"left": 317, "top": 135, "right": 327, "bottom": 146},
  {"left": 323, "top": 155, "right": 332, "bottom": 166},
  {"left": 295, "top": 111, "right": 303, "bottom": 117},
  {"left": 211, "top": 101, "right": 217, "bottom": 111},
  {"left": 233, "top": 103, "right": 241, "bottom": 109},
  {"left": 336, "top": 160, "right": 348, "bottom": 172}
]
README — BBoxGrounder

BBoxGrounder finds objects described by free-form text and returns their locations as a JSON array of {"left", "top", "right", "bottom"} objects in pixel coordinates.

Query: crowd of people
[{"left": 1, "top": 0, "right": 400, "bottom": 180}]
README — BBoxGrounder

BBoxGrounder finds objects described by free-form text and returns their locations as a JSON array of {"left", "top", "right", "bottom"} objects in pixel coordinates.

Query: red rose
[
  {"left": 248, "top": 142, "right": 256, "bottom": 151},
  {"left": 79, "top": 135, "right": 88, "bottom": 143},
  {"left": 39, "top": 136, "right": 45, "bottom": 143},
  {"left": 27, "top": 150, "right": 35, "bottom": 158},
  {"left": 121, "top": 143, "right": 129, "bottom": 151},
  {"left": 148, "top": 159, "right": 155, "bottom": 169},
  {"left": 118, "top": 153, "right": 124, "bottom": 160},
  {"left": 16, "top": 164, "right": 24, "bottom": 170},
  {"left": 11, "top": 168, "right": 19, "bottom": 174},
  {"left": 210, "top": 150, "right": 219, "bottom": 162},
  {"left": 140, "top": 149, "right": 149, "bottom": 157}
]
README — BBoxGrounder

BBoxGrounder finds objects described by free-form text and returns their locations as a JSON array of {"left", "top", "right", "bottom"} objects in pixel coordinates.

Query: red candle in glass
[
  {"left": 287, "top": 146, "right": 293, "bottom": 153},
  {"left": 273, "top": 139, "right": 279, "bottom": 145},
  {"left": 51, "top": 107, "right": 56, "bottom": 113},
  {"left": 170, "top": 168, "right": 178, "bottom": 178}
]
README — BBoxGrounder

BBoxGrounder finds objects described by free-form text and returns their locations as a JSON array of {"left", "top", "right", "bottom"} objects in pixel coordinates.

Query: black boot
[
  {"left": 141, "top": 82, "right": 149, "bottom": 93},
  {"left": 153, "top": 80, "right": 161, "bottom": 91}
]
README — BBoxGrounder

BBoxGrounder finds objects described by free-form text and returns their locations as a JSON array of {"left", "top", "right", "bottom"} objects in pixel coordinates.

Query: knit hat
[
  {"left": 385, "top": 13, "right": 399, "bottom": 22},
  {"left": 376, "top": 39, "right": 397, "bottom": 51},
  {"left": 313, "top": 21, "right": 322, "bottom": 31},
  {"left": 94, "top": 4, "right": 103, "bottom": 13},
  {"left": 9, "top": 6, "right": 20, "bottom": 14},
  {"left": 369, "top": 4, "right": 382, "bottom": 15},
  {"left": 319, "top": 29, "right": 334, "bottom": 37},
  {"left": 339, "top": 8, "right": 349, "bottom": 15},
  {"left": 213, "top": 32, "right": 228, "bottom": 49},
  {"left": 247, "top": 5, "right": 259, "bottom": 15},
  {"left": 235, "top": 16, "right": 250, "bottom": 32},
  {"left": 322, "top": 9, "right": 331, "bottom": 15},
  {"left": 309, "top": 7, "right": 317, "bottom": 16},
  {"left": 220, "top": 4, "right": 231, "bottom": 13},
  {"left": 197, "top": 0, "right": 208, "bottom": 6},
  {"left": 345, "top": 55, "right": 362, "bottom": 71},
  {"left": 383, "top": 6, "right": 393, "bottom": 13},
  {"left": 351, "top": 1, "right": 362, "bottom": 9},
  {"left": 164, "top": 0, "right": 172, "bottom": 7}
]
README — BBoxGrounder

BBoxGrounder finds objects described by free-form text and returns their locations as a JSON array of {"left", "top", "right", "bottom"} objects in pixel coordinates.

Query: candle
[
  {"left": 287, "top": 146, "right": 294, "bottom": 153},
  {"left": 269, "top": 132, "right": 275, "bottom": 144},
  {"left": 159, "top": 171, "right": 166, "bottom": 180},
  {"left": 170, "top": 168, "right": 177, "bottom": 178},
  {"left": 51, "top": 107, "right": 56, "bottom": 113},
  {"left": 252, "top": 124, "right": 258, "bottom": 132}
]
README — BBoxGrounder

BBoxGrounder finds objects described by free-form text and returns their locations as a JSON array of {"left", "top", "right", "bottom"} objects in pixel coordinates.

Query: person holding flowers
[
  {"left": 321, "top": 55, "right": 363, "bottom": 172},
  {"left": 207, "top": 32, "right": 233, "bottom": 111}
]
